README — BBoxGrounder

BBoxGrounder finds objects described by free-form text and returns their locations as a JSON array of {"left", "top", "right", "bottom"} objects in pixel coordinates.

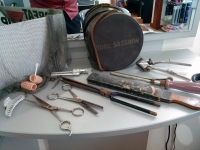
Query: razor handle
[{"left": 163, "top": 80, "right": 200, "bottom": 94}]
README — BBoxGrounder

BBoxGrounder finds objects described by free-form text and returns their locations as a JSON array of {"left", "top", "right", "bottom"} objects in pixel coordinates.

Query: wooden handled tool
[
  {"left": 87, "top": 73, "right": 200, "bottom": 110},
  {"left": 111, "top": 72, "right": 200, "bottom": 94}
]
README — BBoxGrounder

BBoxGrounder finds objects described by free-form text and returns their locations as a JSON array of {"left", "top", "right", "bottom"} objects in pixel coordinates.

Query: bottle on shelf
[{"left": 183, "top": 2, "right": 191, "bottom": 23}]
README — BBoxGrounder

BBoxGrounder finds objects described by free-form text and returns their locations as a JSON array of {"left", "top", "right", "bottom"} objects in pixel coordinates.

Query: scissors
[
  {"left": 27, "top": 95, "right": 84, "bottom": 136},
  {"left": 47, "top": 84, "right": 103, "bottom": 115},
  {"left": 61, "top": 77, "right": 159, "bottom": 116}
]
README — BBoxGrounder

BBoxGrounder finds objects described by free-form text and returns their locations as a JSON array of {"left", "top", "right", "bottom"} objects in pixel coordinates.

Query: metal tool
[
  {"left": 87, "top": 73, "right": 200, "bottom": 110},
  {"left": 52, "top": 76, "right": 62, "bottom": 89},
  {"left": 48, "top": 84, "right": 103, "bottom": 114},
  {"left": 51, "top": 68, "right": 88, "bottom": 77},
  {"left": 27, "top": 95, "right": 85, "bottom": 136},
  {"left": 146, "top": 58, "right": 192, "bottom": 66},
  {"left": 28, "top": 95, "right": 84, "bottom": 116},
  {"left": 61, "top": 77, "right": 160, "bottom": 116},
  {"left": 145, "top": 67, "right": 191, "bottom": 81},
  {"left": 111, "top": 72, "right": 200, "bottom": 94},
  {"left": 136, "top": 58, "right": 191, "bottom": 81}
]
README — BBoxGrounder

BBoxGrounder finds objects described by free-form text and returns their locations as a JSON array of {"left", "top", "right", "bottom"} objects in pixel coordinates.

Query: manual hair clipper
[
  {"left": 136, "top": 58, "right": 192, "bottom": 81},
  {"left": 51, "top": 68, "right": 88, "bottom": 77},
  {"left": 4, "top": 95, "right": 25, "bottom": 117},
  {"left": 51, "top": 68, "right": 88, "bottom": 89}
]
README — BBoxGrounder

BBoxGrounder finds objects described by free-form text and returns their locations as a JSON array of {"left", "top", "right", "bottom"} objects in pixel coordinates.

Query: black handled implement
[{"left": 61, "top": 77, "right": 160, "bottom": 116}]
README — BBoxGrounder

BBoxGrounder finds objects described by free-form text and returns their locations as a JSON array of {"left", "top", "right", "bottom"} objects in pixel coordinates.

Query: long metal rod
[
  {"left": 151, "top": 61, "right": 192, "bottom": 66},
  {"left": 147, "top": 58, "right": 192, "bottom": 66},
  {"left": 51, "top": 71, "right": 73, "bottom": 74},
  {"left": 110, "top": 72, "right": 151, "bottom": 83},
  {"left": 111, "top": 72, "right": 162, "bottom": 86},
  {"left": 150, "top": 67, "right": 191, "bottom": 81}
]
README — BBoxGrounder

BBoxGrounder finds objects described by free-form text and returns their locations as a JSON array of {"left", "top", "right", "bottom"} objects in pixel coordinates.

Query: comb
[{"left": 4, "top": 95, "right": 25, "bottom": 117}]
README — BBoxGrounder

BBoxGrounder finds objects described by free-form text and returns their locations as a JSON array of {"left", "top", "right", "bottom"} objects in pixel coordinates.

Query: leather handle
[
  {"left": 111, "top": 92, "right": 160, "bottom": 107},
  {"left": 170, "top": 93, "right": 200, "bottom": 110},
  {"left": 110, "top": 96, "right": 157, "bottom": 116},
  {"left": 164, "top": 80, "right": 200, "bottom": 94},
  {"left": 62, "top": 77, "right": 100, "bottom": 94},
  {"left": 62, "top": 77, "right": 111, "bottom": 97}
]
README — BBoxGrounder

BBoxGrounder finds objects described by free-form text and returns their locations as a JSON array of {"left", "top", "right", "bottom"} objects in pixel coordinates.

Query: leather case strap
[{"left": 90, "top": 10, "right": 118, "bottom": 70}]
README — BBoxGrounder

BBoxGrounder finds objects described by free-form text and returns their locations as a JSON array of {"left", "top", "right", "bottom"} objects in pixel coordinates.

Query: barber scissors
[
  {"left": 47, "top": 84, "right": 103, "bottom": 115},
  {"left": 61, "top": 77, "right": 160, "bottom": 116},
  {"left": 27, "top": 95, "right": 85, "bottom": 136}
]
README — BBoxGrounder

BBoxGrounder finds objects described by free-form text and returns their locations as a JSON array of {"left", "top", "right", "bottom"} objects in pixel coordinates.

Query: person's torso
[{"left": 29, "top": 0, "right": 78, "bottom": 20}]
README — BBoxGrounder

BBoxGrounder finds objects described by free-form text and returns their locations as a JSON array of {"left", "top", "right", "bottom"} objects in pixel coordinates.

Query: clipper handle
[
  {"left": 147, "top": 58, "right": 192, "bottom": 66},
  {"left": 164, "top": 80, "right": 200, "bottom": 94}
]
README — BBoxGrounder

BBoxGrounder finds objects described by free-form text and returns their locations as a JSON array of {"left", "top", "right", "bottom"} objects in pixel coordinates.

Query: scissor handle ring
[
  {"left": 71, "top": 107, "right": 84, "bottom": 116},
  {"left": 47, "top": 93, "right": 59, "bottom": 100},
  {"left": 60, "top": 121, "right": 72, "bottom": 136},
  {"left": 62, "top": 84, "right": 72, "bottom": 91}
]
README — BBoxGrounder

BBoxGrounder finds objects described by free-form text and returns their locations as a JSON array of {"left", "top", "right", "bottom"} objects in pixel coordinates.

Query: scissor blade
[
  {"left": 79, "top": 103, "right": 98, "bottom": 114},
  {"left": 81, "top": 99, "right": 103, "bottom": 109},
  {"left": 52, "top": 79, "right": 60, "bottom": 89},
  {"left": 26, "top": 99, "right": 42, "bottom": 106},
  {"left": 32, "top": 95, "right": 53, "bottom": 109}
]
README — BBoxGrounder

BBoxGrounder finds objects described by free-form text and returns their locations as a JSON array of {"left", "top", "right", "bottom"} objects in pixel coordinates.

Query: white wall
[{"left": 189, "top": 21, "right": 200, "bottom": 55}]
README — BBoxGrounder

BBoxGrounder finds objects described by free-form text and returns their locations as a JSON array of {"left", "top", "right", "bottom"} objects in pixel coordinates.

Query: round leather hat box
[
  {"left": 83, "top": 3, "right": 122, "bottom": 36},
  {"left": 84, "top": 7, "right": 143, "bottom": 71}
]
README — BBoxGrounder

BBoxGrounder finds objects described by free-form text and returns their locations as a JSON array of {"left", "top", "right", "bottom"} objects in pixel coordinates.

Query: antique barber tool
[
  {"left": 111, "top": 72, "right": 200, "bottom": 94},
  {"left": 51, "top": 68, "right": 88, "bottom": 89},
  {"left": 51, "top": 68, "right": 88, "bottom": 77},
  {"left": 4, "top": 95, "right": 25, "bottom": 117},
  {"left": 27, "top": 95, "right": 85, "bottom": 136},
  {"left": 61, "top": 78, "right": 160, "bottom": 116},
  {"left": 145, "top": 58, "right": 192, "bottom": 66},
  {"left": 48, "top": 84, "right": 103, "bottom": 115},
  {"left": 136, "top": 58, "right": 192, "bottom": 81},
  {"left": 87, "top": 73, "right": 200, "bottom": 110}
]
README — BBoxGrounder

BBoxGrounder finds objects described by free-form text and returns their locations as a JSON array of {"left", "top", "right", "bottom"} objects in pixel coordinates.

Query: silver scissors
[
  {"left": 48, "top": 84, "right": 103, "bottom": 114},
  {"left": 27, "top": 95, "right": 84, "bottom": 136}
]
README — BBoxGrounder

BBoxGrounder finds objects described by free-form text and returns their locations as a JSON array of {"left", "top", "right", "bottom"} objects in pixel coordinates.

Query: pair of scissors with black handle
[{"left": 61, "top": 77, "right": 160, "bottom": 116}]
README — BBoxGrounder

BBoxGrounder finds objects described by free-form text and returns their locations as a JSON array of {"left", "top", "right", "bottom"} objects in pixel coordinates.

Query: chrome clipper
[
  {"left": 136, "top": 58, "right": 192, "bottom": 81},
  {"left": 51, "top": 68, "right": 88, "bottom": 77}
]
